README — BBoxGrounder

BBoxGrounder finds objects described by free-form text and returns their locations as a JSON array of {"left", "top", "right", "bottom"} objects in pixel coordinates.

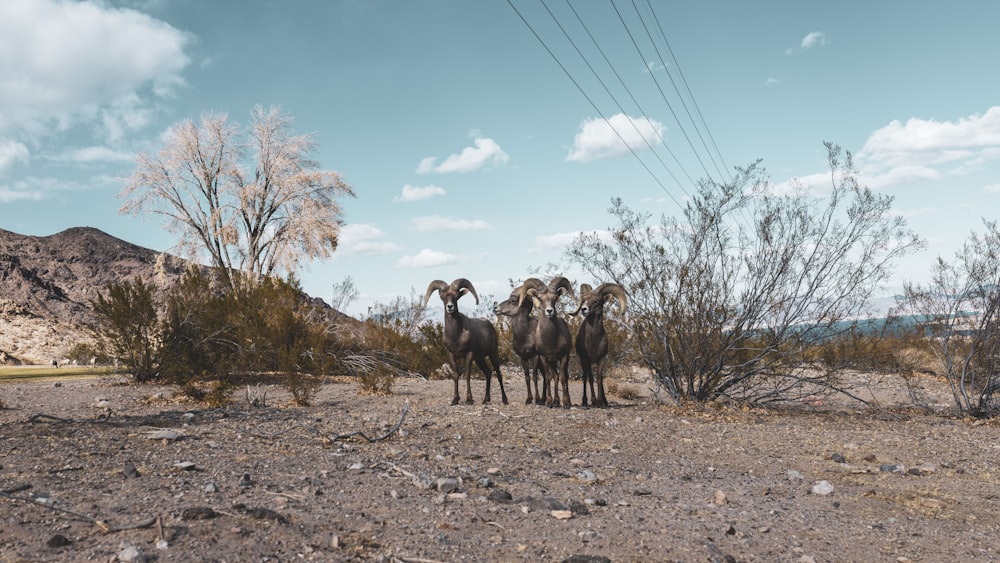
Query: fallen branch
[
  {"left": 27, "top": 413, "right": 73, "bottom": 424},
  {"left": 331, "top": 401, "right": 409, "bottom": 443},
  {"left": 0, "top": 489, "right": 154, "bottom": 534}
]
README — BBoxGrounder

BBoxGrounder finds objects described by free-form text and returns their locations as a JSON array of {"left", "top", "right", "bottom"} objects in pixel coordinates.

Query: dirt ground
[{"left": 1, "top": 369, "right": 999, "bottom": 563}]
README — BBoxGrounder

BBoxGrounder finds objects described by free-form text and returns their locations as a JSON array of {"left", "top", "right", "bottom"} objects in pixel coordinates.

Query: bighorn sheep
[
  {"left": 493, "top": 278, "right": 547, "bottom": 405},
  {"left": 424, "top": 278, "right": 509, "bottom": 406},
  {"left": 570, "top": 282, "right": 627, "bottom": 408},
  {"left": 518, "top": 276, "right": 575, "bottom": 407}
]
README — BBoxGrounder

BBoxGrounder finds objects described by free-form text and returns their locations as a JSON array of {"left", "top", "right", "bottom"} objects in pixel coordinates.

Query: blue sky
[{"left": 2, "top": 1, "right": 999, "bottom": 317}]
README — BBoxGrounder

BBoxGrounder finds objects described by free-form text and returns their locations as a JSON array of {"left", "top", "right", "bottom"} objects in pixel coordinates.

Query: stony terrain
[{"left": 2, "top": 370, "right": 998, "bottom": 562}]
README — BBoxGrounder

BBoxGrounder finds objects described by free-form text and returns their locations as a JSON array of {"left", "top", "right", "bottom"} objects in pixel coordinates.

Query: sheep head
[
  {"left": 570, "top": 282, "right": 627, "bottom": 317},
  {"left": 519, "top": 276, "right": 574, "bottom": 319},
  {"left": 494, "top": 277, "right": 546, "bottom": 317},
  {"left": 424, "top": 278, "right": 480, "bottom": 315}
]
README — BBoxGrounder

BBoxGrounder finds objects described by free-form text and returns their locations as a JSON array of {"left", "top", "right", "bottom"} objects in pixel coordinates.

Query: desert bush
[
  {"left": 895, "top": 220, "right": 1000, "bottom": 417},
  {"left": 91, "top": 277, "right": 161, "bottom": 382},
  {"left": 564, "top": 144, "right": 922, "bottom": 405}
]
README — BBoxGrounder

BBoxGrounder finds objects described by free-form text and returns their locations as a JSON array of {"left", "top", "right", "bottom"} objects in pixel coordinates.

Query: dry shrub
[
  {"left": 605, "top": 378, "right": 640, "bottom": 400},
  {"left": 893, "top": 346, "right": 940, "bottom": 376},
  {"left": 358, "top": 371, "right": 394, "bottom": 396}
]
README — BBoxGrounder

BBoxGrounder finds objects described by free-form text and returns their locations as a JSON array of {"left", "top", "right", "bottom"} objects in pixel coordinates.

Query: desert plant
[
  {"left": 564, "top": 143, "right": 923, "bottom": 405},
  {"left": 895, "top": 220, "right": 1000, "bottom": 417},
  {"left": 91, "top": 277, "right": 161, "bottom": 382}
]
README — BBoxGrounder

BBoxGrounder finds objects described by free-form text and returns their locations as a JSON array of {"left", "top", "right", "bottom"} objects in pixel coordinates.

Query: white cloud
[
  {"left": 566, "top": 113, "right": 665, "bottom": 162},
  {"left": 529, "top": 230, "right": 611, "bottom": 253},
  {"left": 0, "top": 0, "right": 189, "bottom": 137},
  {"left": 985, "top": 183, "right": 1000, "bottom": 193},
  {"left": 416, "top": 135, "right": 509, "bottom": 174},
  {"left": 57, "top": 146, "right": 135, "bottom": 164},
  {"left": 411, "top": 215, "right": 491, "bottom": 232},
  {"left": 394, "top": 184, "right": 446, "bottom": 202},
  {"left": 0, "top": 140, "right": 29, "bottom": 173},
  {"left": 0, "top": 184, "right": 44, "bottom": 203},
  {"left": 786, "top": 31, "right": 827, "bottom": 55},
  {"left": 765, "top": 77, "right": 782, "bottom": 86},
  {"left": 396, "top": 248, "right": 459, "bottom": 269},
  {"left": 857, "top": 106, "right": 1000, "bottom": 186},
  {"left": 336, "top": 224, "right": 401, "bottom": 257}
]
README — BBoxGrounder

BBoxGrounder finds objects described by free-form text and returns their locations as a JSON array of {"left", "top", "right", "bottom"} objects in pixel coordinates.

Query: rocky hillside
[{"left": 0, "top": 227, "right": 188, "bottom": 365}]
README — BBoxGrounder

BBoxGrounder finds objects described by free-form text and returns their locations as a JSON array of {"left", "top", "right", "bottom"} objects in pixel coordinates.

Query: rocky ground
[{"left": 1, "top": 369, "right": 998, "bottom": 563}]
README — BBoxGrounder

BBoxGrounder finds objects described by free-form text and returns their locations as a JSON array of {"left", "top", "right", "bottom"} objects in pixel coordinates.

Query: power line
[
  {"left": 643, "top": 0, "right": 732, "bottom": 183},
  {"left": 507, "top": 0, "right": 687, "bottom": 209}
]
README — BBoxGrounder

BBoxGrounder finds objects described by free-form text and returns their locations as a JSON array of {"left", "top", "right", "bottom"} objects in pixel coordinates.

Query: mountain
[{"left": 0, "top": 227, "right": 189, "bottom": 365}]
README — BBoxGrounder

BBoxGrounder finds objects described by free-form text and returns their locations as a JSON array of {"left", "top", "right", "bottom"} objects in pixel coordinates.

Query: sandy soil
[{"left": 1, "top": 370, "right": 998, "bottom": 562}]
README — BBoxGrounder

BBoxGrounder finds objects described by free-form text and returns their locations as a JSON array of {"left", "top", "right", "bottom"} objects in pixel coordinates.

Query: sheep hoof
[
  {"left": 450, "top": 397, "right": 459, "bottom": 406},
  {"left": 525, "top": 397, "right": 533, "bottom": 405},
  {"left": 465, "top": 398, "right": 474, "bottom": 405}
]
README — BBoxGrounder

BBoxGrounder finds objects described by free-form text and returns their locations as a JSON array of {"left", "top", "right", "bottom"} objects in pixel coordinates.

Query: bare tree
[
  {"left": 565, "top": 143, "right": 923, "bottom": 405},
  {"left": 121, "top": 105, "right": 355, "bottom": 290},
  {"left": 895, "top": 220, "right": 1000, "bottom": 417}
]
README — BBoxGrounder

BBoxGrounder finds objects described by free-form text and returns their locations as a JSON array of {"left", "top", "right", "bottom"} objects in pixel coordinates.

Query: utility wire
[
  {"left": 507, "top": 0, "right": 686, "bottom": 209},
  {"left": 609, "top": 0, "right": 715, "bottom": 183},
  {"left": 644, "top": 0, "right": 732, "bottom": 182},
  {"left": 562, "top": 0, "right": 698, "bottom": 191},
  {"left": 629, "top": 0, "right": 726, "bottom": 183},
  {"left": 542, "top": 0, "right": 692, "bottom": 196}
]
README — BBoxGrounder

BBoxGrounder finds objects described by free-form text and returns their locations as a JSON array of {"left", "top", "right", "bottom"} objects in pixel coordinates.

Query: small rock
[
  {"left": 528, "top": 497, "right": 567, "bottom": 512},
  {"left": 436, "top": 477, "right": 460, "bottom": 493},
  {"left": 830, "top": 453, "right": 846, "bottom": 463},
  {"left": 146, "top": 429, "right": 184, "bottom": 441},
  {"left": 347, "top": 462, "right": 364, "bottom": 471},
  {"left": 122, "top": 463, "right": 140, "bottom": 479},
  {"left": 908, "top": 463, "right": 937, "bottom": 476},
  {"left": 863, "top": 454, "right": 878, "bottom": 462},
  {"left": 239, "top": 473, "right": 253, "bottom": 487},
  {"left": 117, "top": 542, "right": 145, "bottom": 562},
  {"left": 487, "top": 489, "right": 514, "bottom": 504},
  {"left": 46, "top": 534, "right": 71, "bottom": 548},
  {"left": 550, "top": 510, "right": 573, "bottom": 520},
  {"left": 181, "top": 506, "right": 218, "bottom": 520},
  {"left": 204, "top": 483, "right": 219, "bottom": 493},
  {"left": 53, "top": 382, "right": 62, "bottom": 388},
  {"left": 411, "top": 474, "right": 434, "bottom": 490},
  {"left": 714, "top": 490, "right": 728, "bottom": 505},
  {"left": 787, "top": 469, "right": 804, "bottom": 482},
  {"left": 812, "top": 480, "right": 834, "bottom": 496},
  {"left": 172, "top": 461, "right": 197, "bottom": 471},
  {"left": 880, "top": 464, "right": 906, "bottom": 474},
  {"left": 155, "top": 539, "right": 169, "bottom": 550},
  {"left": 575, "top": 470, "right": 599, "bottom": 484},
  {"left": 569, "top": 500, "right": 590, "bottom": 515},
  {"left": 478, "top": 477, "right": 494, "bottom": 488},
  {"left": 562, "top": 556, "right": 611, "bottom": 563},
  {"left": 182, "top": 412, "right": 195, "bottom": 422}
]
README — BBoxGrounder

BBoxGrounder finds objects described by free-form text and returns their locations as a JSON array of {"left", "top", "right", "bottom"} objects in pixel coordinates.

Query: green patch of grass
[{"left": 0, "top": 366, "right": 116, "bottom": 382}]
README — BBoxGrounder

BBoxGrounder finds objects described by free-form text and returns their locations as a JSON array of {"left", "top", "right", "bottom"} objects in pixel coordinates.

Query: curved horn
[
  {"left": 451, "top": 278, "right": 480, "bottom": 305},
  {"left": 598, "top": 282, "right": 627, "bottom": 315},
  {"left": 569, "top": 283, "right": 593, "bottom": 316},
  {"left": 423, "top": 280, "right": 449, "bottom": 307},
  {"left": 548, "top": 276, "right": 575, "bottom": 301},
  {"left": 520, "top": 277, "right": 547, "bottom": 293}
]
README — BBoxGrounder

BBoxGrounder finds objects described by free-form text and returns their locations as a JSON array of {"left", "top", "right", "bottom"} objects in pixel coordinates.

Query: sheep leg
[
  {"left": 520, "top": 358, "right": 534, "bottom": 404},
  {"left": 543, "top": 358, "right": 558, "bottom": 407},
  {"left": 449, "top": 356, "right": 461, "bottom": 406},
  {"left": 594, "top": 356, "right": 609, "bottom": 408},
  {"left": 461, "top": 352, "right": 475, "bottom": 404},
  {"left": 532, "top": 358, "right": 545, "bottom": 405},
  {"left": 558, "top": 357, "right": 572, "bottom": 408},
  {"left": 579, "top": 357, "right": 593, "bottom": 407},
  {"left": 491, "top": 352, "right": 509, "bottom": 405}
]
